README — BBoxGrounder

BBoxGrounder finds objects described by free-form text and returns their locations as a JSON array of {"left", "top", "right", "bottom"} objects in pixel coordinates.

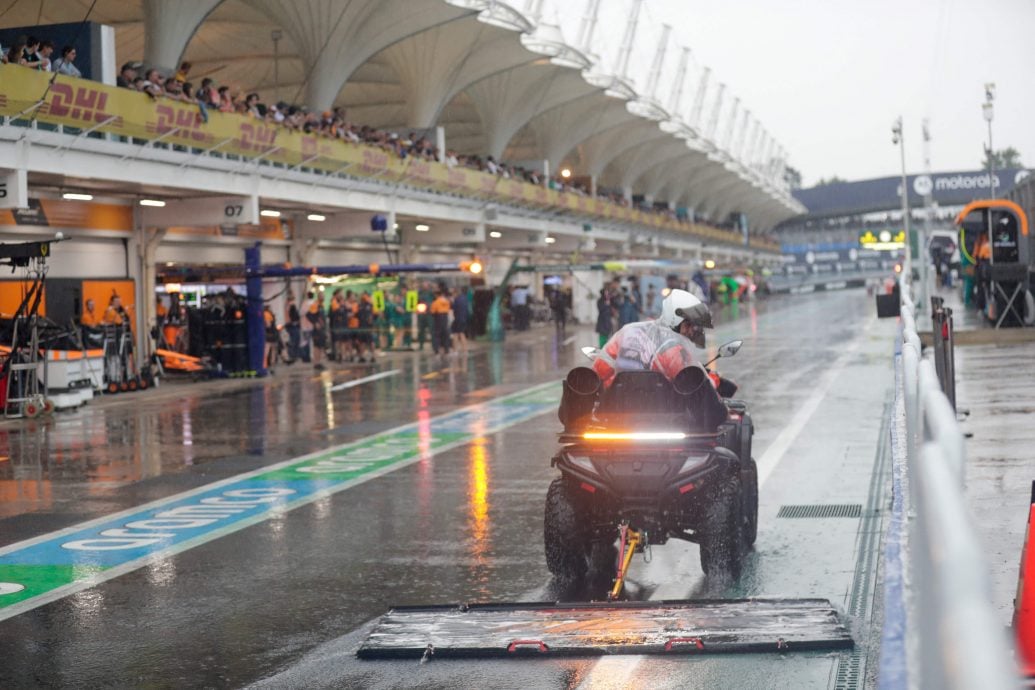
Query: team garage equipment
[{"left": 956, "top": 199, "right": 1033, "bottom": 328}]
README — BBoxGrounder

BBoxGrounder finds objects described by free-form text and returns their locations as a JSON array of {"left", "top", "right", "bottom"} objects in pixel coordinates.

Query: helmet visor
[{"left": 675, "top": 303, "right": 714, "bottom": 329}]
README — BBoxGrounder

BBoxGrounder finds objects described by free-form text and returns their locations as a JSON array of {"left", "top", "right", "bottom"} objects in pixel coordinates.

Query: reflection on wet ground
[{"left": 0, "top": 332, "right": 567, "bottom": 527}]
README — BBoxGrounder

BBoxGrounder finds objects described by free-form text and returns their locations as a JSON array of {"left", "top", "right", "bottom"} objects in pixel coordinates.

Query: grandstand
[
  {"left": 0, "top": 0, "right": 801, "bottom": 236},
  {"left": 0, "top": 0, "right": 807, "bottom": 348}
]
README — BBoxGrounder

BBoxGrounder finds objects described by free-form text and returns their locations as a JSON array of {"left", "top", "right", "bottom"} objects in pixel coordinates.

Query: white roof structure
[{"left": 4, "top": 0, "right": 804, "bottom": 231}]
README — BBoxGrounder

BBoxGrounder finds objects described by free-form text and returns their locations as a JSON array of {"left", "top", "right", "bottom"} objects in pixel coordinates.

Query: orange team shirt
[
  {"left": 347, "top": 302, "right": 359, "bottom": 329},
  {"left": 80, "top": 310, "right": 100, "bottom": 327},
  {"left": 430, "top": 296, "right": 451, "bottom": 315},
  {"left": 102, "top": 306, "right": 125, "bottom": 325},
  {"left": 975, "top": 235, "right": 991, "bottom": 260}
]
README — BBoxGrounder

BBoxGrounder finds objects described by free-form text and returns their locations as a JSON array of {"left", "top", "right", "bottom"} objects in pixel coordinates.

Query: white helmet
[{"left": 658, "top": 289, "right": 713, "bottom": 347}]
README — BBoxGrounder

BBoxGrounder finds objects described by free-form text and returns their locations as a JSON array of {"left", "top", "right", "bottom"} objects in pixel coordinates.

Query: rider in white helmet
[{"left": 592, "top": 288, "right": 714, "bottom": 389}]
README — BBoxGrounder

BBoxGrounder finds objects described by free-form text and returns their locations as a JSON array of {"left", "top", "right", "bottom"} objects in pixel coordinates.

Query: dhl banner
[{"left": 0, "top": 65, "right": 776, "bottom": 251}]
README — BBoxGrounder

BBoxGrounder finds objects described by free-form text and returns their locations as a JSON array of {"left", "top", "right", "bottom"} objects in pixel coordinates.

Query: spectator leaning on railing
[
  {"left": 51, "top": 46, "right": 81, "bottom": 78},
  {"left": 116, "top": 61, "right": 142, "bottom": 88}
]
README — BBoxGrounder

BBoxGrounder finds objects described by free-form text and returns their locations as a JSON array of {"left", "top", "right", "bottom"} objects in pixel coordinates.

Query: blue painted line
[
  {"left": 0, "top": 380, "right": 561, "bottom": 622},
  {"left": 878, "top": 335, "right": 908, "bottom": 688}
]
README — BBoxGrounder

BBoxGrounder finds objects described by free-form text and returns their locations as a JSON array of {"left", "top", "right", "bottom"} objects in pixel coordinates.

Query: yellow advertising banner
[{"left": 0, "top": 65, "right": 752, "bottom": 248}]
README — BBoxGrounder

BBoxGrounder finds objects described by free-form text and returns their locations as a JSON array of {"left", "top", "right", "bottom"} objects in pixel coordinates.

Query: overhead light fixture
[
  {"left": 62, "top": 193, "right": 93, "bottom": 201},
  {"left": 704, "top": 259, "right": 716, "bottom": 269},
  {"left": 139, "top": 199, "right": 166, "bottom": 207},
  {"left": 560, "top": 168, "right": 572, "bottom": 179},
  {"left": 164, "top": 282, "right": 182, "bottom": 293},
  {"left": 467, "top": 261, "right": 483, "bottom": 275},
  {"left": 489, "top": 231, "right": 502, "bottom": 239},
  {"left": 415, "top": 224, "right": 430, "bottom": 232},
  {"left": 260, "top": 209, "right": 281, "bottom": 218},
  {"left": 545, "top": 236, "right": 557, "bottom": 244},
  {"left": 307, "top": 213, "right": 326, "bottom": 222}
]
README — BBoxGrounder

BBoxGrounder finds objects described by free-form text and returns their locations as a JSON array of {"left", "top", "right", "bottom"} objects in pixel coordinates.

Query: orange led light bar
[{"left": 582, "top": 432, "right": 687, "bottom": 441}]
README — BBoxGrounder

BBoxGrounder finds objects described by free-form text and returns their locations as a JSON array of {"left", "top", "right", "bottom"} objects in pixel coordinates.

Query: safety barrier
[
  {"left": 0, "top": 65, "right": 779, "bottom": 252},
  {"left": 880, "top": 277, "right": 1015, "bottom": 689}
]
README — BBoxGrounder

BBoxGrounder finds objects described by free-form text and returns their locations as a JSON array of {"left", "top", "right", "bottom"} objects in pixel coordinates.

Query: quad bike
[{"left": 544, "top": 340, "right": 757, "bottom": 595}]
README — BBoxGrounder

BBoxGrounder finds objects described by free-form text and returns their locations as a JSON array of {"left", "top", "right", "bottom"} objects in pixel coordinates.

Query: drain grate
[
  {"left": 777, "top": 504, "right": 862, "bottom": 519},
  {"left": 834, "top": 649, "right": 864, "bottom": 689}
]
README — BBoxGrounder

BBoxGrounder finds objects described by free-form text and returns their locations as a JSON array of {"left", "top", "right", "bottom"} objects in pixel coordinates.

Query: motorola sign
[
  {"left": 933, "top": 172, "right": 1000, "bottom": 191},
  {"left": 793, "top": 168, "right": 1029, "bottom": 217}
]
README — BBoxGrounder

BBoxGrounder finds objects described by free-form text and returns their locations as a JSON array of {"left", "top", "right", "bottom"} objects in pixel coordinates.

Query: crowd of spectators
[
  {"left": 2, "top": 34, "right": 81, "bottom": 77},
  {"left": 2, "top": 34, "right": 738, "bottom": 232}
]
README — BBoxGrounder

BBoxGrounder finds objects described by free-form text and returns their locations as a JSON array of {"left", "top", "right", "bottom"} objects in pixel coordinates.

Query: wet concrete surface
[
  {"left": 916, "top": 277, "right": 1035, "bottom": 625},
  {"left": 956, "top": 342, "right": 1035, "bottom": 624},
  {"left": 0, "top": 291, "right": 899, "bottom": 689}
]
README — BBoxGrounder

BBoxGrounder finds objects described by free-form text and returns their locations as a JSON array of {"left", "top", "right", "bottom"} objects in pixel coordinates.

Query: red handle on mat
[
  {"left": 507, "top": 640, "right": 549, "bottom": 653},
  {"left": 664, "top": 637, "right": 705, "bottom": 651}
]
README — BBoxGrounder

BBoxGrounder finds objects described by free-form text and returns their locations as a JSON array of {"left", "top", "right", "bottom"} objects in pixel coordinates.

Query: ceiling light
[
  {"left": 704, "top": 259, "right": 716, "bottom": 269},
  {"left": 489, "top": 231, "right": 502, "bottom": 239},
  {"left": 62, "top": 193, "right": 93, "bottom": 201},
  {"left": 307, "top": 213, "right": 326, "bottom": 222},
  {"left": 260, "top": 209, "right": 281, "bottom": 218},
  {"left": 560, "top": 168, "right": 572, "bottom": 178},
  {"left": 415, "top": 224, "right": 430, "bottom": 232},
  {"left": 139, "top": 199, "right": 166, "bottom": 207},
  {"left": 545, "top": 236, "right": 556, "bottom": 244}
]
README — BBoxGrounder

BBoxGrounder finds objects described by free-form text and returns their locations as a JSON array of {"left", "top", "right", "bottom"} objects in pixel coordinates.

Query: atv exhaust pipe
[
  {"left": 673, "top": 365, "right": 728, "bottom": 432},
  {"left": 558, "top": 367, "right": 600, "bottom": 431}
]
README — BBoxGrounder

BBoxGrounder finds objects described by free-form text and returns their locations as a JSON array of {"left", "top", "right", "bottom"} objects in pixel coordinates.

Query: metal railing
[{"left": 882, "top": 277, "right": 1016, "bottom": 689}]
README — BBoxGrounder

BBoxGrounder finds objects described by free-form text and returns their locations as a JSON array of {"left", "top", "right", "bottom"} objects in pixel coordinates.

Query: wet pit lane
[{"left": 0, "top": 290, "right": 897, "bottom": 689}]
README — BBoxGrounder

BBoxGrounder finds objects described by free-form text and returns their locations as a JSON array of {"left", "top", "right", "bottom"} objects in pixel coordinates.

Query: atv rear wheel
[
  {"left": 741, "top": 458, "right": 759, "bottom": 547},
  {"left": 544, "top": 478, "right": 590, "bottom": 581},
  {"left": 699, "top": 476, "right": 745, "bottom": 579}
]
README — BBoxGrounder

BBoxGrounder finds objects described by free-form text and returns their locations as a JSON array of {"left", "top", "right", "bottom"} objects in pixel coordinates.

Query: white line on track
[
  {"left": 576, "top": 318, "right": 874, "bottom": 688},
  {"left": 329, "top": 369, "right": 400, "bottom": 391},
  {"left": 562, "top": 335, "right": 578, "bottom": 346}
]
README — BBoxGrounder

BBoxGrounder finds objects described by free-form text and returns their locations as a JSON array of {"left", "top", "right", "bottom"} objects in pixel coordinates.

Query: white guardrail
[{"left": 882, "top": 277, "right": 1017, "bottom": 689}]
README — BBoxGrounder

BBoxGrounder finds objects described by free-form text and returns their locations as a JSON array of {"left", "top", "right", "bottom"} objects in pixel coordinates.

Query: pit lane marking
[
  {"left": 329, "top": 369, "right": 401, "bottom": 391},
  {"left": 0, "top": 380, "right": 561, "bottom": 623}
]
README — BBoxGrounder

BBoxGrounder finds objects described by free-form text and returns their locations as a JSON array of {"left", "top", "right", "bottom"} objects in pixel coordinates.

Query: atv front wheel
[
  {"left": 699, "top": 476, "right": 745, "bottom": 579},
  {"left": 544, "top": 479, "right": 590, "bottom": 581}
]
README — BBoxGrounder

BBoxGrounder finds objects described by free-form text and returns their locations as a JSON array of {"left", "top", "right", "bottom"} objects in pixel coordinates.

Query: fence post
[
  {"left": 930, "top": 296, "right": 946, "bottom": 392},
  {"left": 943, "top": 306, "right": 956, "bottom": 410}
]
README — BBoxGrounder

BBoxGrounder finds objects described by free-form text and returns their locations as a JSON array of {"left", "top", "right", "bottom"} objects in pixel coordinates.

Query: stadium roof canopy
[{"left": 0, "top": 0, "right": 806, "bottom": 231}]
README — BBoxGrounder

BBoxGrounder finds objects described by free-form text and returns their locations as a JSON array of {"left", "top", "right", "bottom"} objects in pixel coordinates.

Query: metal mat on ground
[{"left": 357, "top": 598, "right": 853, "bottom": 659}]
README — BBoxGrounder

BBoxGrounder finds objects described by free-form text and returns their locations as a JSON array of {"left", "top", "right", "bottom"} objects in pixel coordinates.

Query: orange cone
[{"left": 1014, "top": 481, "right": 1035, "bottom": 677}]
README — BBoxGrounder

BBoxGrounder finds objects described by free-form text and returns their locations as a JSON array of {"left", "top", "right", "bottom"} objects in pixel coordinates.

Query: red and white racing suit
[{"left": 592, "top": 320, "right": 716, "bottom": 389}]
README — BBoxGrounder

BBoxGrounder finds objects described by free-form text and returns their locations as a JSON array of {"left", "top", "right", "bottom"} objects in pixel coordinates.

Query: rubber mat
[{"left": 357, "top": 598, "right": 854, "bottom": 659}]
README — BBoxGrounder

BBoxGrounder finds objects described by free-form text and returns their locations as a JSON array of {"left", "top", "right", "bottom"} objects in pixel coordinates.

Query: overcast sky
[{"left": 548, "top": 0, "right": 1035, "bottom": 187}]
